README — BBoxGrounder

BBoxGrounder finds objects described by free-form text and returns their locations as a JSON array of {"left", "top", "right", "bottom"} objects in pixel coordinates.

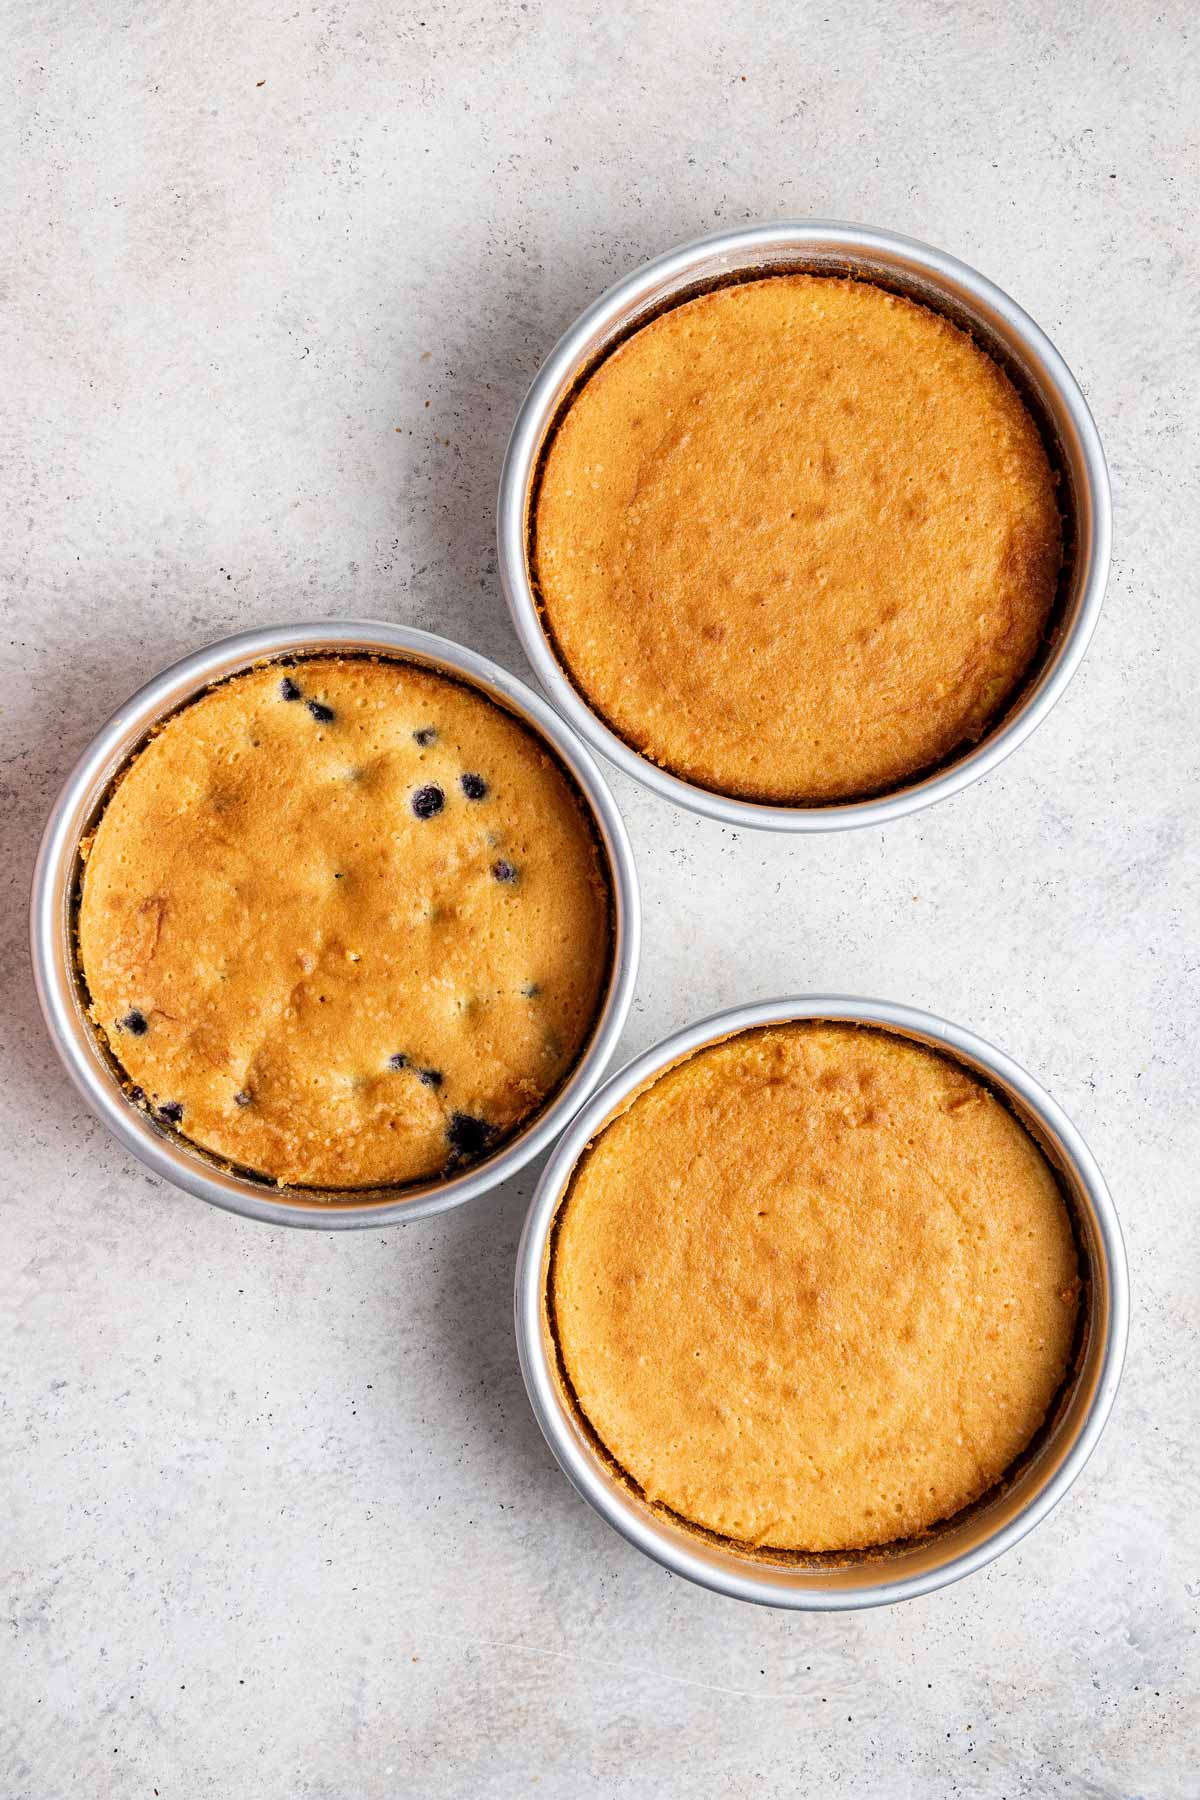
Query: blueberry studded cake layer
[{"left": 77, "top": 656, "right": 613, "bottom": 1189}]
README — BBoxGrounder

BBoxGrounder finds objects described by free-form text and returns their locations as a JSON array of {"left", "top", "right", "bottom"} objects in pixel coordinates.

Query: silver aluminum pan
[
  {"left": 30, "top": 621, "right": 640, "bottom": 1228},
  {"left": 498, "top": 221, "right": 1111, "bottom": 831},
  {"left": 515, "top": 996, "right": 1127, "bottom": 1608}
]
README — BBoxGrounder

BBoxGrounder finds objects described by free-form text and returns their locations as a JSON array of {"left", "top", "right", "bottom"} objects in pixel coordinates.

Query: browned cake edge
[
  {"left": 542, "top": 1020, "right": 1090, "bottom": 1567},
  {"left": 525, "top": 267, "right": 1074, "bottom": 808},
  {"left": 71, "top": 651, "right": 616, "bottom": 1196}
]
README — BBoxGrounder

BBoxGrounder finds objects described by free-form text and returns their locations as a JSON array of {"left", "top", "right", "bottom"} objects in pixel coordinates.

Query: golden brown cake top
[
  {"left": 78, "top": 656, "right": 612, "bottom": 1189},
  {"left": 533, "top": 274, "right": 1062, "bottom": 804},
  {"left": 550, "top": 1022, "right": 1079, "bottom": 1554}
]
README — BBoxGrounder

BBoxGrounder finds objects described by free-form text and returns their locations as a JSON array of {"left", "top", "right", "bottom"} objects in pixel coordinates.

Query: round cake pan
[
  {"left": 30, "top": 621, "right": 641, "bottom": 1229},
  {"left": 498, "top": 221, "right": 1111, "bottom": 832},
  {"left": 516, "top": 996, "right": 1128, "bottom": 1609}
]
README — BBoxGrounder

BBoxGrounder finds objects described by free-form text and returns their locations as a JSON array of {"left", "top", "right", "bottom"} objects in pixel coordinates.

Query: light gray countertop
[{"left": 3, "top": 2, "right": 1197, "bottom": 1794}]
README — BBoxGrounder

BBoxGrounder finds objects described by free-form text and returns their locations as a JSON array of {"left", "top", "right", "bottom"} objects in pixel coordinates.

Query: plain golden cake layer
[
  {"left": 78, "top": 656, "right": 612, "bottom": 1189},
  {"left": 550, "top": 1022, "right": 1080, "bottom": 1554},
  {"left": 532, "top": 274, "right": 1063, "bottom": 804}
]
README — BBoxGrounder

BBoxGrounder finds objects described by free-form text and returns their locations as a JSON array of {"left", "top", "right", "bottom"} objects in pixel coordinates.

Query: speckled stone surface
[{"left": 3, "top": 2, "right": 1198, "bottom": 1795}]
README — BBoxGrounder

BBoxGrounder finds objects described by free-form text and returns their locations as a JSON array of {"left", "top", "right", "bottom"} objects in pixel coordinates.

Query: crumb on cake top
[
  {"left": 549, "top": 1022, "right": 1080, "bottom": 1554},
  {"left": 78, "top": 656, "right": 612, "bottom": 1189},
  {"left": 532, "top": 274, "right": 1062, "bottom": 804}
]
